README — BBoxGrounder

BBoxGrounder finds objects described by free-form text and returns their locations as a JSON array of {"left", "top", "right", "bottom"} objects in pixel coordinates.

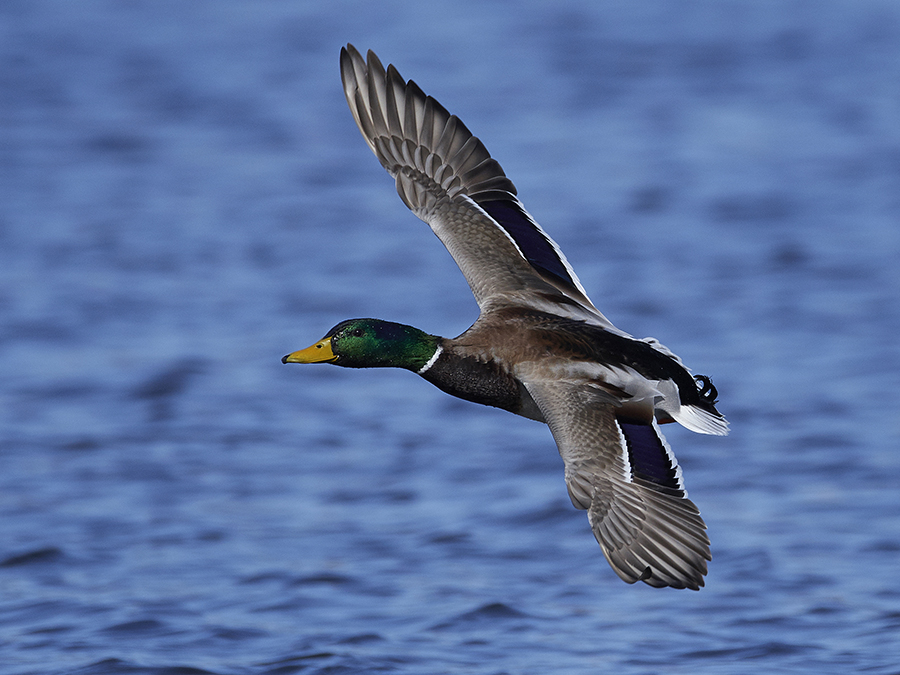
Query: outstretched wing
[
  {"left": 523, "top": 378, "right": 711, "bottom": 590},
  {"left": 340, "top": 44, "right": 614, "bottom": 327}
]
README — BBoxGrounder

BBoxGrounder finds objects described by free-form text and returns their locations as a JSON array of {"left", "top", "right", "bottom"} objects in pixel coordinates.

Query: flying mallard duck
[{"left": 284, "top": 44, "right": 728, "bottom": 590}]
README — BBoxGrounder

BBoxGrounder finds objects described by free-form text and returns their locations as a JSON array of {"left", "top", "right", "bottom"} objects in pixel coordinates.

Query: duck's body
[{"left": 284, "top": 45, "right": 728, "bottom": 590}]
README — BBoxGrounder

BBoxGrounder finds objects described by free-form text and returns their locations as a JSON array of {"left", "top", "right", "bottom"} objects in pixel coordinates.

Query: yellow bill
[{"left": 282, "top": 338, "right": 337, "bottom": 364}]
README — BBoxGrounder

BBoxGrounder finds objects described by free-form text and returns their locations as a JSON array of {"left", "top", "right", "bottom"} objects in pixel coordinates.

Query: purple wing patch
[
  {"left": 478, "top": 199, "right": 581, "bottom": 297},
  {"left": 618, "top": 420, "right": 684, "bottom": 493}
]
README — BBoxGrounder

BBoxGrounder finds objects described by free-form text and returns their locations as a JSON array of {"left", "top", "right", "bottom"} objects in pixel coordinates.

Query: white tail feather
[{"left": 671, "top": 404, "right": 730, "bottom": 436}]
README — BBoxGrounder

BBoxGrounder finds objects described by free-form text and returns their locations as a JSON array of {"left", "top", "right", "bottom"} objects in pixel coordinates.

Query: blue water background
[{"left": 2, "top": 1, "right": 899, "bottom": 673}]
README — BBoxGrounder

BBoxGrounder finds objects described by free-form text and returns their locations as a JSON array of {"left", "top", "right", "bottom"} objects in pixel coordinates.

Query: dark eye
[{"left": 352, "top": 328, "right": 364, "bottom": 337}]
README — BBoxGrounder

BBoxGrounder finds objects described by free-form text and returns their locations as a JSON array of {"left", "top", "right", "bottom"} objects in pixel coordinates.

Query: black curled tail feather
[{"left": 694, "top": 375, "right": 719, "bottom": 405}]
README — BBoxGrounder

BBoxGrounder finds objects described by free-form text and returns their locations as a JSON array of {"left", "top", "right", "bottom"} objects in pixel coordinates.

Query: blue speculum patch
[
  {"left": 618, "top": 421, "right": 681, "bottom": 491},
  {"left": 479, "top": 199, "right": 579, "bottom": 294}
]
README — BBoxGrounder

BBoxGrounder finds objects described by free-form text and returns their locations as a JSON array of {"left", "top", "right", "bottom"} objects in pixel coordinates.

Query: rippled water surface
[{"left": 2, "top": 1, "right": 900, "bottom": 673}]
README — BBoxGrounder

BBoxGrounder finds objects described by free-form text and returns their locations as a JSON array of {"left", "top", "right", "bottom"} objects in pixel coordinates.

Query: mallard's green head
[{"left": 282, "top": 318, "right": 440, "bottom": 371}]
